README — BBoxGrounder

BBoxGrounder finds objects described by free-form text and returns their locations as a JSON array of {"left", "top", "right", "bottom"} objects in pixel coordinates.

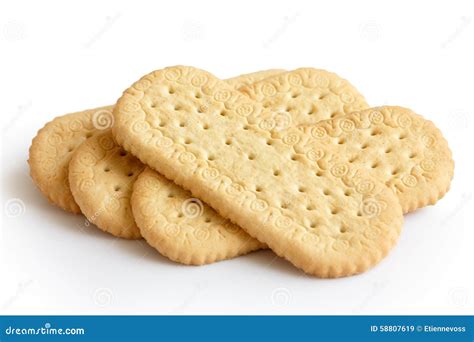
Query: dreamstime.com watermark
[
  {"left": 93, "top": 287, "right": 114, "bottom": 308},
  {"left": 2, "top": 21, "right": 26, "bottom": 42},
  {"left": 92, "top": 108, "right": 114, "bottom": 130},
  {"left": 263, "top": 12, "right": 300, "bottom": 48},
  {"left": 441, "top": 16, "right": 471, "bottom": 49},
  {"left": 84, "top": 12, "right": 121, "bottom": 48},
  {"left": 3, "top": 100, "right": 32, "bottom": 133},
  {"left": 359, "top": 20, "right": 382, "bottom": 42},
  {"left": 271, "top": 287, "right": 292, "bottom": 307},
  {"left": 4, "top": 322, "right": 85, "bottom": 336},
  {"left": 3, "top": 198, "right": 26, "bottom": 218},
  {"left": 181, "top": 20, "right": 206, "bottom": 42},
  {"left": 2, "top": 279, "right": 34, "bottom": 309},
  {"left": 181, "top": 198, "right": 204, "bottom": 218}
]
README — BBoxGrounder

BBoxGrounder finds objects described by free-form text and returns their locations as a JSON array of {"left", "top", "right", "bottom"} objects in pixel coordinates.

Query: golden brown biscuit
[
  {"left": 28, "top": 106, "right": 114, "bottom": 213},
  {"left": 240, "top": 68, "right": 369, "bottom": 131},
  {"left": 69, "top": 130, "right": 145, "bottom": 239},
  {"left": 28, "top": 70, "right": 284, "bottom": 214},
  {"left": 224, "top": 69, "right": 285, "bottom": 89},
  {"left": 132, "top": 168, "right": 266, "bottom": 262},
  {"left": 289, "top": 106, "right": 454, "bottom": 213},
  {"left": 113, "top": 66, "right": 403, "bottom": 277}
]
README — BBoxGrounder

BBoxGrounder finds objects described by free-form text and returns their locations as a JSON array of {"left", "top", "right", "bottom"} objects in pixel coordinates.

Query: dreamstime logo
[
  {"left": 446, "top": 109, "right": 470, "bottom": 131},
  {"left": 181, "top": 198, "right": 204, "bottom": 218},
  {"left": 92, "top": 109, "right": 114, "bottom": 130},
  {"left": 172, "top": 283, "right": 205, "bottom": 314},
  {"left": 4, "top": 322, "right": 85, "bottom": 336},
  {"left": 3, "top": 100, "right": 32, "bottom": 133},
  {"left": 181, "top": 20, "right": 206, "bottom": 42},
  {"left": 4, "top": 198, "right": 26, "bottom": 218},
  {"left": 84, "top": 13, "right": 121, "bottom": 48},
  {"left": 450, "top": 287, "right": 469, "bottom": 307},
  {"left": 3, "top": 21, "right": 26, "bottom": 42},
  {"left": 263, "top": 12, "right": 300, "bottom": 48},
  {"left": 271, "top": 287, "right": 292, "bottom": 306},
  {"left": 93, "top": 288, "right": 114, "bottom": 307},
  {"left": 87, "top": 188, "right": 124, "bottom": 229},
  {"left": 75, "top": 218, "right": 92, "bottom": 234},
  {"left": 2, "top": 279, "right": 34, "bottom": 309},
  {"left": 359, "top": 20, "right": 381, "bottom": 42},
  {"left": 440, "top": 192, "right": 472, "bottom": 226},
  {"left": 441, "top": 16, "right": 471, "bottom": 48},
  {"left": 352, "top": 280, "right": 388, "bottom": 313}
]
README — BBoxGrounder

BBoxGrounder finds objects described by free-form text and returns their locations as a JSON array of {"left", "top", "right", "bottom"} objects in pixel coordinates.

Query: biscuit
[
  {"left": 224, "top": 69, "right": 285, "bottom": 89},
  {"left": 28, "top": 106, "right": 114, "bottom": 213},
  {"left": 231, "top": 71, "right": 453, "bottom": 212},
  {"left": 132, "top": 168, "right": 266, "bottom": 263},
  {"left": 113, "top": 66, "right": 403, "bottom": 277},
  {"left": 239, "top": 68, "right": 369, "bottom": 132},
  {"left": 69, "top": 130, "right": 145, "bottom": 239},
  {"left": 28, "top": 70, "right": 284, "bottom": 214},
  {"left": 287, "top": 106, "right": 454, "bottom": 213},
  {"left": 131, "top": 105, "right": 453, "bottom": 263},
  {"left": 129, "top": 67, "right": 370, "bottom": 263},
  {"left": 129, "top": 67, "right": 369, "bottom": 262}
]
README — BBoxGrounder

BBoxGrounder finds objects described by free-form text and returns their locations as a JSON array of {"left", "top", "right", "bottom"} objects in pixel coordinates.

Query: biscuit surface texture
[
  {"left": 129, "top": 68, "right": 370, "bottom": 262},
  {"left": 28, "top": 106, "right": 114, "bottom": 213},
  {"left": 65, "top": 70, "right": 284, "bottom": 239},
  {"left": 240, "top": 68, "right": 369, "bottom": 132},
  {"left": 132, "top": 168, "right": 266, "bottom": 263},
  {"left": 113, "top": 66, "right": 403, "bottom": 277},
  {"left": 290, "top": 106, "right": 454, "bottom": 213},
  {"left": 28, "top": 70, "right": 283, "bottom": 214},
  {"left": 69, "top": 130, "right": 145, "bottom": 239},
  {"left": 224, "top": 69, "right": 286, "bottom": 89}
]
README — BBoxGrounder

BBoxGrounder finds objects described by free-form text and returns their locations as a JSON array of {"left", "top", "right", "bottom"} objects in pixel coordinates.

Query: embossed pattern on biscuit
[
  {"left": 132, "top": 168, "right": 266, "bottom": 264},
  {"left": 224, "top": 69, "right": 286, "bottom": 90},
  {"left": 284, "top": 107, "right": 454, "bottom": 213},
  {"left": 240, "top": 68, "right": 369, "bottom": 132},
  {"left": 69, "top": 130, "right": 145, "bottom": 239},
  {"left": 113, "top": 66, "right": 403, "bottom": 277},
  {"left": 28, "top": 106, "right": 114, "bottom": 213},
  {"left": 28, "top": 70, "right": 284, "bottom": 215}
]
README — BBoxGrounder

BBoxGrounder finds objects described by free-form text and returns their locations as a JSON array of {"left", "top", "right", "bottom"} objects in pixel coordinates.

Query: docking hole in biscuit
[
  {"left": 29, "top": 70, "right": 285, "bottom": 216},
  {"left": 289, "top": 106, "right": 453, "bottom": 213},
  {"left": 28, "top": 68, "right": 285, "bottom": 239},
  {"left": 132, "top": 168, "right": 266, "bottom": 265},
  {"left": 28, "top": 105, "right": 114, "bottom": 213},
  {"left": 120, "top": 67, "right": 452, "bottom": 275},
  {"left": 69, "top": 130, "right": 145, "bottom": 239},
  {"left": 66, "top": 69, "right": 286, "bottom": 242},
  {"left": 114, "top": 66, "right": 402, "bottom": 277}
]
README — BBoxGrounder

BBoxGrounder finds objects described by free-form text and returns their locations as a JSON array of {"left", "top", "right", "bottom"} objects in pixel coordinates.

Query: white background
[{"left": 1, "top": 0, "right": 473, "bottom": 315}]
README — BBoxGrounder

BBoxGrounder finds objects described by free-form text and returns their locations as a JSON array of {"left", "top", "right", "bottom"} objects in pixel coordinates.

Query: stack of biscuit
[{"left": 29, "top": 67, "right": 454, "bottom": 278}]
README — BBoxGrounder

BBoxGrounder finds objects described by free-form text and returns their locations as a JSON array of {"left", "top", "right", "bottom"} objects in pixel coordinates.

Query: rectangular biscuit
[
  {"left": 64, "top": 69, "right": 284, "bottom": 240},
  {"left": 113, "top": 66, "right": 403, "bottom": 277}
]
